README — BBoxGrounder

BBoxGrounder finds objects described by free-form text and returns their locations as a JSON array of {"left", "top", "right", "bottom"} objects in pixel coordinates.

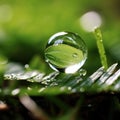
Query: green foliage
[
  {"left": 1, "top": 62, "right": 120, "bottom": 119},
  {"left": 45, "top": 44, "right": 84, "bottom": 68},
  {"left": 94, "top": 28, "right": 108, "bottom": 70},
  {"left": 1, "top": 0, "right": 120, "bottom": 119},
  {"left": 0, "top": 55, "right": 7, "bottom": 87},
  {"left": 1, "top": 63, "right": 120, "bottom": 96}
]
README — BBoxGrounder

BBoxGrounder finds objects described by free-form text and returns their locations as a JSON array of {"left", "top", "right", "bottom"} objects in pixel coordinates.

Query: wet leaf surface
[{"left": 1, "top": 63, "right": 120, "bottom": 96}]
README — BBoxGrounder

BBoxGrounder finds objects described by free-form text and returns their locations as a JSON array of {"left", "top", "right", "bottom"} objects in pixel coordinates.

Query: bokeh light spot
[{"left": 80, "top": 11, "right": 102, "bottom": 32}]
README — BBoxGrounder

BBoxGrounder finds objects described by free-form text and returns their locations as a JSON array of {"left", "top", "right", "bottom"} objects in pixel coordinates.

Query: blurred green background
[{"left": 0, "top": 0, "right": 120, "bottom": 74}]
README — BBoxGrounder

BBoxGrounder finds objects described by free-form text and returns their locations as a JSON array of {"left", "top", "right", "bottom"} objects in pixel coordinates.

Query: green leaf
[
  {"left": 93, "top": 28, "right": 108, "bottom": 70},
  {"left": 45, "top": 44, "right": 84, "bottom": 68},
  {"left": 2, "top": 63, "right": 120, "bottom": 96}
]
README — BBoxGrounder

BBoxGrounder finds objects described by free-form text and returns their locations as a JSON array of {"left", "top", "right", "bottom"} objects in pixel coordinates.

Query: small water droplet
[
  {"left": 27, "top": 87, "right": 32, "bottom": 90},
  {"left": 11, "top": 88, "right": 20, "bottom": 95},
  {"left": 24, "top": 64, "right": 30, "bottom": 69},
  {"left": 45, "top": 31, "right": 87, "bottom": 74},
  {"left": 4, "top": 73, "right": 17, "bottom": 80},
  {"left": 38, "top": 87, "right": 45, "bottom": 93},
  {"left": 33, "top": 73, "right": 45, "bottom": 82},
  {"left": 17, "top": 71, "right": 39, "bottom": 80},
  {"left": 68, "top": 86, "right": 72, "bottom": 90},
  {"left": 79, "top": 69, "right": 87, "bottom": 76},
  {"left": 72, "top": 53, "right": 78, "bottom": 58}
]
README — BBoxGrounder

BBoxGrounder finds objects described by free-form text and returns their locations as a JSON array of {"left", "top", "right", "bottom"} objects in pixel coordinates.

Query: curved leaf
[{"left": 45, "top": 44, "right": 84, "bottom": 68}]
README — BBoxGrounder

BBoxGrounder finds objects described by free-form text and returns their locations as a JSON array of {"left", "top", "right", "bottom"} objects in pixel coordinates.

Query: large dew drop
[{"left": 44, "top": 31, "right": 87, "bottom": 74}]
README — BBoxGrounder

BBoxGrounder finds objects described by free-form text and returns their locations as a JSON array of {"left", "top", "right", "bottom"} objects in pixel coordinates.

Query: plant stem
[{"left": 93, "top": 27, "right": 108, "bottom": 70}]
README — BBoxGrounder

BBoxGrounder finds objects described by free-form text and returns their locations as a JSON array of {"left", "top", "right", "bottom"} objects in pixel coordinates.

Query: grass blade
[{"left": 94, "top": 27, "right": 108, "bottom": 70}]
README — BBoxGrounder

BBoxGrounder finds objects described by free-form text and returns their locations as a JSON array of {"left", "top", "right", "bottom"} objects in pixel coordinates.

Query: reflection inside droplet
[{"left": 72, "top": 53, "right": 78, "bottom": 58}]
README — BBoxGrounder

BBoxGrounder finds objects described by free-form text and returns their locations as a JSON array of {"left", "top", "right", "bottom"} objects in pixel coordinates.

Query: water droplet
[
  {"left": 79, "top": 69, "right": 87, "bottom": 76},
  {"left": 33, "top": 73, "right": 45, "bottom": 82},
  {"left": 11, "top": 88, "right": 20, "bottom": 95},
  {"left": 27, "top": 87, "right": 32, "bottom": 90},
  {"left": 38, "top": 87, "right": 45, "bottom": 93},
  {"left": 24, "top": 64, "right": 30, "bottom": 69},
  {"left": 4, "top": 73, "right": 17, "bottom": 80},
  {"left": 45, "top": 31, "right": 87, "bottom": 74},
  {"left": 17, "top": 71, "right": 39, "bottom": 80},
  {"left": 72, "top": 53, "right": 78, "bottom": 58},
  {"left": 68, "top": 86, "right": 72, "bottom": 90}
]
